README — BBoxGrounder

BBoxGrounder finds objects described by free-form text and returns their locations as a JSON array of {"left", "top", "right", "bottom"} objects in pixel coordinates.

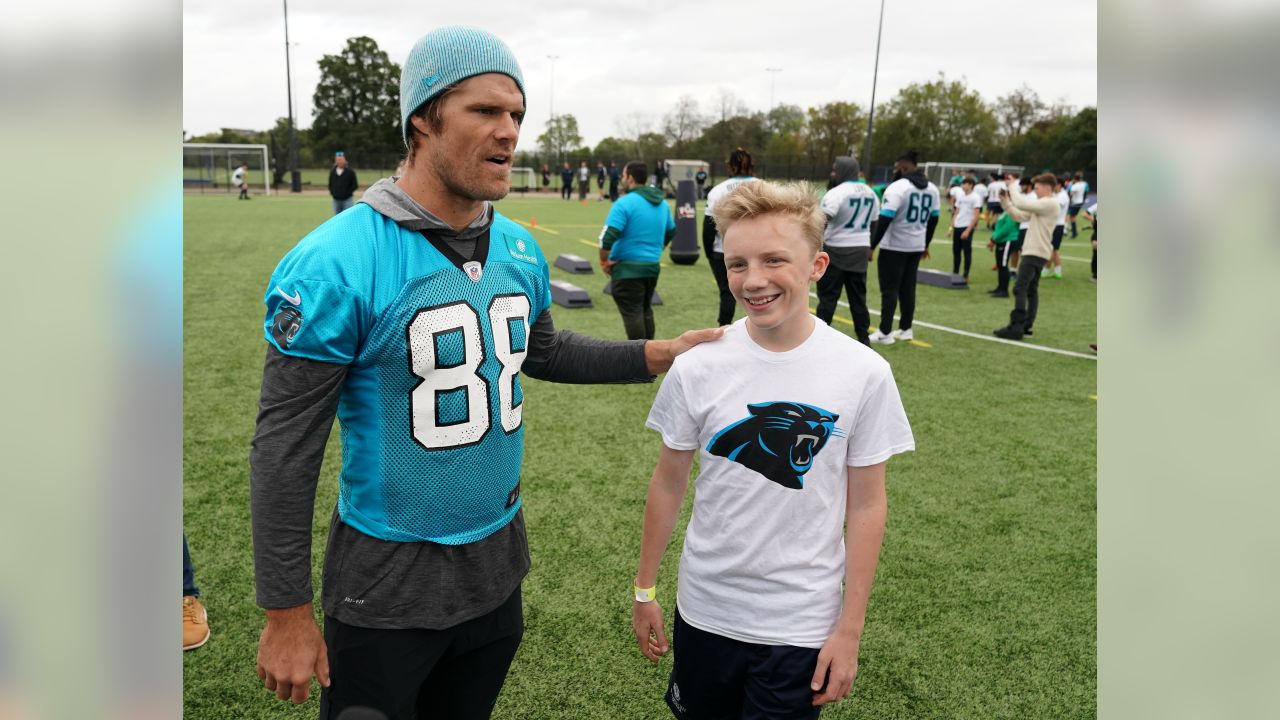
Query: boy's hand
[
  {"left": 632, "top": 600, "right": 669, "bottom": 663},
  {"left": 961, "top": 228, "right": 971, "bottom": 240},
  {"left": 810, "top": 627, "right": 860, "bottom": 706},
  {"left": 986, "top": 240, "right": 995, "bottom": 251}
]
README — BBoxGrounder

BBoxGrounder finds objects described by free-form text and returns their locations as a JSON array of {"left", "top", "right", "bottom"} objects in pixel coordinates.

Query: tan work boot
[{"left": 183, "top": 595, "right": 209, "bottom": 650}]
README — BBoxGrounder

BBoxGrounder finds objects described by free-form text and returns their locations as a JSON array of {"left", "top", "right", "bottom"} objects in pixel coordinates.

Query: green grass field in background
[{"left": 183, "top": 192, "right": 1096, "bottom": 719}]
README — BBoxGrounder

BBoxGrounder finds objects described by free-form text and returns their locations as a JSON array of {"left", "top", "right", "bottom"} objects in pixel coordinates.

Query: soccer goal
[
  {"left": 183, "top": 143, "right": 271, "bottom": 196},
  {"left": 509, "top": 166, "right": 536, "bottom": 193},
  {"left": 922, "top": 162, "right": 1024, "bottom": 189}
]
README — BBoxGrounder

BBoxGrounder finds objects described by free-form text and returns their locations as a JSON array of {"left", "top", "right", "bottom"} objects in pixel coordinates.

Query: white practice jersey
[
  {"left": 232, "top": 167, "right": 245, "bottom": 185},
  {"left": 952, "top": 191, "right": 983, "bottom": 229},
  {"left": 987, "top": 179, "right": 1006, "bottom": 202},
  {"left": 821, "top": 181, "right": 880, "bottom": 248},
  {"left": 1055, "top": 189, "right": 1070, "bottom": 226},
  {"left": 973, "top": 183, "right": 988, "bottom": 203},
  {"left": 706, "top": 176, "right": 759, "bottom": 253},
  {"left": 1070, "top": 180, "right": 1089, "bottom": 205},
  {"left": 948, "top": 186, "right": 965, "bottom": 207},
  {"left": 879, "top": 178, "right": 941, "bottom": 252}
]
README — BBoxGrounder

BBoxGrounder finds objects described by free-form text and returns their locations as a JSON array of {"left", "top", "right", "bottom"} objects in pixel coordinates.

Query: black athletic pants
[
  {"left": 815, "top": 263, "right": 870, "bottom": 344},
  {"left": 876, "top": 248, "right": 922, "bottom": 335},
  {"left": 561, "top": 182, "right": 572, "bottom": 200},
  {"left": 1091, "top": 247, "right": 1097, "bottom": 279},
  {"left": 319, "top": 586, "right": 524, "bottom": 720},
  {"left": 611, "top": 276, "right": 659, "bottom": 340},
  {"left": 1007, "top": 256, "right": 1046, "bottom": 333},
  {"left": 951, "top": 227, "right": 972, "bottom": 277},
  {"left": 703, "top": 222, "right": 735, "bottom": 325},
  {"left": 993, "top": 242, "right": 1013, "bottom": 294}
]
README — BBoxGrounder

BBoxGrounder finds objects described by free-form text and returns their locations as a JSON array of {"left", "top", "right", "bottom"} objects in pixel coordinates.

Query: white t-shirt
[
  {"left": 1070, "top": 180, "right": 1089, "bottom": 205},
  {"left": 987, "top": 180, "right": 1006, "bottom": 203},
  {"left": 952, "top": 191, "right": 983, "bottom": 229},
  {"left": 705, "top": 176, "right": 758, "bottom": 253},
  {"left": 973, "top": 183, "right": 988, "bottom": 203},
  {"left": 232, "top": 167, "right": 246, "bottom": 186},
  {"left": 578, "top": 166, "right": 589, "bottom": 182},
  {"left": 646, "top": 320, "right": 915, "bottom": 648},
  {"left": 879, "top": 178, "right": 941, "bottom": 252},
  {"left": 821, "top": 181, "right": 880, "bottom": 248},
  {"left": 948, "top": 186, "right": 965, "bottom": 207},
  {"left": 1055, "top": 189, "right": 1070, "bottom": 226}
]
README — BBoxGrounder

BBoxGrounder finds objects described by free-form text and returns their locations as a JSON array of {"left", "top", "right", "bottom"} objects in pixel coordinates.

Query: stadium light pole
[
  {"left": 547, "top": 54, "right": 560, "bottom": 164},
  {"left": 765, "top": 67, "right": 782, "bottom": 112},
  {"left": 862, "top": 0, "right": 886, "bottom": 180},
  {"left": 283, "top": 0, "right": 301, "bottom": 193}
]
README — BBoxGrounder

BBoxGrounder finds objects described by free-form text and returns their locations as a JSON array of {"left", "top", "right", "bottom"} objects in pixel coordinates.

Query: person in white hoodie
[{"left": 994, "top": 172, "right": 1060, "bottom": 340}]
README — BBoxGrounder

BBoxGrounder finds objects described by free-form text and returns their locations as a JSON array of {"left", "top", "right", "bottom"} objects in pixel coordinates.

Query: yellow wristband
[{"left": 634, "top": 583, "right": 656, "bottom": 603}]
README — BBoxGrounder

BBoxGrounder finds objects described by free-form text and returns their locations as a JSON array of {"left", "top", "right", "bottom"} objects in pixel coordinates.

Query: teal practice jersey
[{"left": 262, "top": 205, "right": 552, "bottom": 544}]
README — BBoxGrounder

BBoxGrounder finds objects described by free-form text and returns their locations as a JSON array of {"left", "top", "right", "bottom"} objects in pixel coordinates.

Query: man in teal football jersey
[{"left": 250, "top": 26, "right": 719, "bottom": 720}]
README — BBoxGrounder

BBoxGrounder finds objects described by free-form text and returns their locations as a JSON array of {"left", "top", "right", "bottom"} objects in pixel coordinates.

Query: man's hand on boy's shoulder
[
  {"left": 643, "top": 326, "right": 725, "bottom": 374},
  {"left": 632, "top": 600, "right": 669, "bottom": 663},
  {"left": 810, "top": 626, "right": 861, "bottom": 706}
]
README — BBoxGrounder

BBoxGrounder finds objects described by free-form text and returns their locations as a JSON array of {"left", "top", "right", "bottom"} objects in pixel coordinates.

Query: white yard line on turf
[{"left": 808, "top": 292, "right": 1097, "bottom": 361}]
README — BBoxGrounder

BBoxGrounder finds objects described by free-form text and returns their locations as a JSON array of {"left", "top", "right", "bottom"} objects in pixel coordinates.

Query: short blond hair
[{"left": 709, "top": 180, "right": 825, "bottom": 254}]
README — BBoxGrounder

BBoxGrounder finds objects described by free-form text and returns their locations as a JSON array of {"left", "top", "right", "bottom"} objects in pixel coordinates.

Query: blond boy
[{"left": 632, "top": 182, "right": 915, "bottom": 718}]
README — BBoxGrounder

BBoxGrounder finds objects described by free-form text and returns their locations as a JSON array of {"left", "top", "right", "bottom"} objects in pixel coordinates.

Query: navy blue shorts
[
  {"left": 1068, "top": 203, "right": 1083, "bottom": 216},
  {"left": 1051, "top": 225, "right": 1065, "bottom": 250},
  {"left": 665, "top": 609, "right": 822, "bottom": 720}
]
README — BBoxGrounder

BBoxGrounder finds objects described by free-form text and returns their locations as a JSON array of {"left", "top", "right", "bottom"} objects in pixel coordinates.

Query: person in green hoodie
[
  {"left": 985, "top": 187, "right": 1020, "bottom": 297},
  {"left": 599, "top": 161, "right": 677, "bottom": 339}
]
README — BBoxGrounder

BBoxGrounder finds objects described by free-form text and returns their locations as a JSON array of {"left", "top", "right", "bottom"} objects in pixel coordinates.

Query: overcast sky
[{"left": 183, "top": 0, "right": 1096, "bottom": 149}]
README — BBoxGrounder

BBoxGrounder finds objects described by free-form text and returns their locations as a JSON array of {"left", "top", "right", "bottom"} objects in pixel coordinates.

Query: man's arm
[
  {"left": 632, "top": 444, "right": 695, "bottom": 662},
  {"left": 521, "top": 309, "right": 723, "bottom": 384},
  {"left": 250, "top": 345, "right": 345, "bottom": 703},
  {"left": 599, "top": 225, "right": 622, "bottom": 275},
  {"left": 810, "top": 461, "right": 888, "bottom": 706}
]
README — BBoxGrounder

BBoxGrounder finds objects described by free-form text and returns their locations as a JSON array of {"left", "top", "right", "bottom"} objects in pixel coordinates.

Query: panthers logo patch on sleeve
[
  {"left": 271, "top": 306, "right": 303, "bottom": 348},
  {"left": 706, "top": 401, "right": 844, "bottom": 489}
]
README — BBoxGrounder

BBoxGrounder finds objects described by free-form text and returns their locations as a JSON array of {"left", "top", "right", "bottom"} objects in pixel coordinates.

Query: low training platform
[
  {"left": 602, "top": 281, "right": 663, "bottom": 305},
  {"left": 550, "top": 280, "right": 593, "bottom": 308},
  {"left": 917, "top": 269, "right": 968, "bottom": 289},
  {"left": 553, "top": 253, "right": 594, "bottom": 274}
]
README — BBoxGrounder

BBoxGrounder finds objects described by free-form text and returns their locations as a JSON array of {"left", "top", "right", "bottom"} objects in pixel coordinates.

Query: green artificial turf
[{"left": 183, "top": 191, "right": 1096, "bottom": 719}]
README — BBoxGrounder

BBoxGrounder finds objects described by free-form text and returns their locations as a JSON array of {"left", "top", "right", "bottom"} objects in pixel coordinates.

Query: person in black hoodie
[
  {"left": 867, "top": 150, "right": 941, "bottom": 345},
  {"left": 328, "top": 152, "right": 358, "bottom": 215}
]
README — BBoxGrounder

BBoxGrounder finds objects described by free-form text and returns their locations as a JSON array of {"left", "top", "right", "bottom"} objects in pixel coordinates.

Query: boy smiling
[{"left": 632, "top": 181, "right": 915, "bottom": 718}]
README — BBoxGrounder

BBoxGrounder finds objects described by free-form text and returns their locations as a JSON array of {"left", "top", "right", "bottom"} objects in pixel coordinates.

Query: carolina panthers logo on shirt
[{"left": 706, "top": 401, "right": 844, "bottom": 489}]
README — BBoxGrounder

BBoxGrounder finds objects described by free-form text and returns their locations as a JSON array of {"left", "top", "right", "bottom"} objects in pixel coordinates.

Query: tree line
[{"left": 184, "top": 36, "right": 1095, "bottom": 185}]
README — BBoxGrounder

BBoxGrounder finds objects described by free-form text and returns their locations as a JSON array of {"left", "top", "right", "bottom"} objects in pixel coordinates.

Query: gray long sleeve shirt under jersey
[{"left": 250, "top": 180, "right": 654, "bottom": 629}]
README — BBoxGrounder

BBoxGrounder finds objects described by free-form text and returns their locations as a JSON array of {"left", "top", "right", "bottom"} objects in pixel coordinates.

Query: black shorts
[
  {"left": 986, "top": 201, "right": 1002, "bottom": 214},
  {"left": 665, "top": 609, "right": 821, "bottom": 720},
  {"left": 1051, "top": 225, "right": 1065, "bottom": 250},
  {"left": 1013, "top": 228, "right": 1026, "bottom": 253},
  {"left": 320, "top": 587, "right": 524, "bottom": 720},
  {"left": 1068, "top": 203, "right": 1083, "bottom": 216}
]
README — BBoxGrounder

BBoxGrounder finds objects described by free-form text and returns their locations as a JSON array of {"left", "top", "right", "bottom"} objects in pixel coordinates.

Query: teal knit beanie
[{"left": 400, "top": 26, "right": 526, "bottom": 146}]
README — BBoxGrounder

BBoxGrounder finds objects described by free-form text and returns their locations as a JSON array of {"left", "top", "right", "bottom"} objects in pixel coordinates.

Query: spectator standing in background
[{"left": 328, "top": 152, "right": 358, "bottom": 215}]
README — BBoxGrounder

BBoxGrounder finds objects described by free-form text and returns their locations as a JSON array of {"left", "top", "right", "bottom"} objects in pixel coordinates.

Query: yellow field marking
[
  {"left": 908, "top": 339, "right": 932, "bottom": 348},
  {"left": 1089, "top": 394, "right": 1098, "bottom": 401},
  {"left": 577, "top": 239, "right": 598, "bottom": 249},
  {"left": 512, "top": 218, "right": 560, "bottom": 235}
]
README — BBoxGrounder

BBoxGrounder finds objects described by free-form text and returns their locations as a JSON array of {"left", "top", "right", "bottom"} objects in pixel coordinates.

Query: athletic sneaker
[
  {"left": 892, "top": 328, "right": 914, "bottom": 342},
  {"left": 1023, "top": 328, "right": 1034, "bottom": 337},
  {"left": 183, "top": 595, "right": 210, "bottom": 651},
  {"left": 993, "top": 326, "right": 1023, "bottom": 340},
  {"left": 1052, "top": 268, "right": 1063, "bottom": 279},
  {"left": 868, "top": 330, "right": 895, "bottom": 345},
  {"left": 987, "top": 289, "right": 1009, "bottom": 298}
]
